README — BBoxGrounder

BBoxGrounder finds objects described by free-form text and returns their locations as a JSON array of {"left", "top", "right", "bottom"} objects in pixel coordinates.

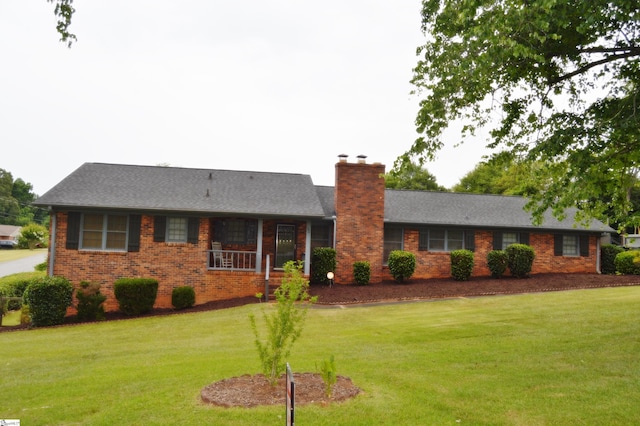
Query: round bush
[
  {"left": 114, "top": 278, "right": 159, "bottom": 315},
  {"left": 601, "top": 244, "right": 624, "bottom": 275},
  {"left": 387, "top": 250, "right": 416, "bottom": 283},
  {"left": 172, "top": 286, "right": 196, "bottom": 310},
  {"left": 23, "top": 276, "right": 73, "bottom": 327},
  {"left": 487, "top": 250, "right": 508, "bottom": 278},
  {"left": 506, "top": 244, "right": 535, "bottom": 278},
  {"left": 75, "top": 281, "right": 107, "bottom": 321},
  {"left": 614, "top": 250, "right": 640, "bottom": 275},
  {"left": 353, "top": 261, "right": 371, "bottom": 285},
  {"left": 450, "top": 249, "right": 474, "bottom": 281}
]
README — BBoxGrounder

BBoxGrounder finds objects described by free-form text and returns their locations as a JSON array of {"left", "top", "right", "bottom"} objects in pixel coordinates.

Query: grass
[
  {"left": 0, "top": 287, "right": 639, "bottom": 425},
  {"left": 0, "top": 248, "right": 47, "bottom": 263}
]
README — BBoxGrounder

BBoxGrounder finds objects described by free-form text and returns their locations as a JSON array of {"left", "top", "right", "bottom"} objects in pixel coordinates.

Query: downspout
[
  {"left": 332, "top": 215, "right": 337, "bottom": 249},
  {"left": 304, "top": 220, "right": 311, "bottom": 276},
  {"left": 596, "top": 234, "right": 601, "bottom": 274},
  {"left": 48, "top": 209, "right": 56, "bottom": 277}
]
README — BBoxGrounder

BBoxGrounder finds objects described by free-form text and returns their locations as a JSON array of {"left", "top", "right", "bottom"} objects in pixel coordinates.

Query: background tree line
[{"left": 0, "top": 168, "right": 49, "bottom": 227}]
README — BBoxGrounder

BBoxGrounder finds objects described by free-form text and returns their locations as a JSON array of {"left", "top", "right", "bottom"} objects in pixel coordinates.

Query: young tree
[
  {"left": 249, "top": 261, "right": 317, "bottom": 386},
  {"left": 403, "top": 0, "right": 640, "bottom": 226}
]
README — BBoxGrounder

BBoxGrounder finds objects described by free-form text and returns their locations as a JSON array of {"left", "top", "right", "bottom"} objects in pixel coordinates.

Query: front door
[{"left": 275, "top": 224, "right": 296, "bottom": 268}]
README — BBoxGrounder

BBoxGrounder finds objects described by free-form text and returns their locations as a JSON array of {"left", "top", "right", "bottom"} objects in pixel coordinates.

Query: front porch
[{"left": 207, "top": 217, "right": 333, "bottom": 275}]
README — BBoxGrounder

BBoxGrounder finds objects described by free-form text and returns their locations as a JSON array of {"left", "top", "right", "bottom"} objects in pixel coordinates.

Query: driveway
[{"left": 0, "top": 251, "right": 47, "bottom": 277}]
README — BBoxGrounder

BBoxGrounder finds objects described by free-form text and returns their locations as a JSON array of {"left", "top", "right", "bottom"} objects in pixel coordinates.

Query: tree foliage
[
  {"left": 453, "top": 153, "right": 537, "bottom": 195},
  {"left": 404, "top": 0, "right": 640, "bottom": 227},
  {"left": 384, "top": 161, "right": 447, "bottom": 191},
  {"left": 47, "top": 0, "right": 76, "bottom": 47},
  {"left": 0, "top": 168, "right": 47, "bottom": 226}
]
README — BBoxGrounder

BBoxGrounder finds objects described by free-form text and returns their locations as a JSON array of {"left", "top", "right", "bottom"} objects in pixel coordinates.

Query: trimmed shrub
[
  {"left": 614, "top": 250, "right": 640, "bottom": 275},
  {"left": 506, "top": 244, "right": 536, "bottom": 278},
  {"left": 172, "top": 286, "right": 196, "bottom": 310},
  {"left": 450, "top": 249, "right": 474, "bottom": 281},
  {"left": 0, "top": 277, "right": 30, "bottom": 311},
  {"left": 487, "top": 250, "right": 508, "bottom": 278},
  {"left": 75, "top": 281, "right": 107, "bottom": 321},
  {"left": 387, "top": 250, "right": 416, "bottom": 283},
  {"left": 311, "top": 247, "right": 337, "bottom": 285},
  {"left": 601, "top": 244, "right": 625, "bottom": 275},
  {"left": 23, "top": 276, "right": 73, "bottom": 327},
  {"left": 114, "top": 278, "right": 159, "bottom": 315},
  {"left": 353, "top": 261, "right": 371, "bottom": 285}
]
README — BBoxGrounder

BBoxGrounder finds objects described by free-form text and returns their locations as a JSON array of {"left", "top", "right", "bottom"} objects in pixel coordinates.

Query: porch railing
[{"left": 207, "top": 249, "right": 257, "bottom": 271}]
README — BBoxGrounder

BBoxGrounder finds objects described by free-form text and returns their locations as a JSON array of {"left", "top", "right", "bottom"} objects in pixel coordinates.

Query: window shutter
[
  {"left": 187, "top": 217, "right": 200, "bottom": 244},
  {"left": 465, "top": 230, "right": 475, "bottom": 252},
  {"left": 554, "top": 234, "right": 563, "bottom": 256},
  {"left": 246, "top": 220, "right": 258, "bottom": 244},
  {"left": 519, "top": 232, "right": 530, "bottom": 245},
  {"left": 153, "top": 216, "right": 166, "bottom": 242},
  {"left": 128, "top": 215, "right": 141, "bottom": 252},
  {"left": 579, "top": 235, "right": 589, "bottom": 257},
  {"left": 493, "top": 231, "right": 502, "bottom": 250},
  {"left": 66, "top": 211, "right": 81, "bottom": 250}
]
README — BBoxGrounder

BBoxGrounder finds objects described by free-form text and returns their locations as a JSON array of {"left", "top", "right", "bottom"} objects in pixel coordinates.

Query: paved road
[{"left": 0, "top": 251, "right": 48, "bottom": 277}]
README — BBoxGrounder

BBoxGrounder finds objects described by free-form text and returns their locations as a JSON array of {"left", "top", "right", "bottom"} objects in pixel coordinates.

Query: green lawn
[
  {"left": 0, "top": 248, "right": 47, "bottom": 263},
  {"left": 1, "top": 286, "right": 639, "bottom": 425}
]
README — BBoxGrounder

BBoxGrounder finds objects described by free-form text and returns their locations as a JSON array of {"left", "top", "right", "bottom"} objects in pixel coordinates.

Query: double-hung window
[
  {"left": 81, "top": 213, "right": 128, "bottom": 250},
  {"left": 167, "top": 217, "right": 188, "bottom": 242},
  {"left": 419, "top": 229, "right": 473, "bottom": 252},
  {"left": 383, "top": 227, "right": 403, "bottom": 264},
  {"left": 493, "top": 231, "right": 530, "bottom": 250},
  {"left": 554, "top": 234, "right": 589, "bottom": 257}
]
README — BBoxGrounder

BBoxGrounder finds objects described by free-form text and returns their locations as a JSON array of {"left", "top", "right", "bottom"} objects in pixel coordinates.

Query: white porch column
[{"left": 256, "top": 219, "right": 263, "bottom": 273}]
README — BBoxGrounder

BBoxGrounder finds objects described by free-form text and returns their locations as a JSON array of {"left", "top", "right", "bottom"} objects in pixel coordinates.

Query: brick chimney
[{"left": 334, "top": 155, "right": 386, "bottom": 284}]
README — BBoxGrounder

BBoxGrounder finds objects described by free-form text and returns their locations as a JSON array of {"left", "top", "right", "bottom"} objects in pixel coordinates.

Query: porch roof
[{"left": 34, "top": 163, "right": 326, "bottom": 218}]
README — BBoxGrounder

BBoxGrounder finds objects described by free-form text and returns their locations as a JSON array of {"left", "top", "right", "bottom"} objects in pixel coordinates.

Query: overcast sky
[{"left": 1, "top": 1, "right": 490, "bottom": 196}]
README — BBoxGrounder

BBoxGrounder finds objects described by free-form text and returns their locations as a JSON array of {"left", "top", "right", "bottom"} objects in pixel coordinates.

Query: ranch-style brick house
[{"left": 35, "top": 156, "right": 613, "bottom": 312}]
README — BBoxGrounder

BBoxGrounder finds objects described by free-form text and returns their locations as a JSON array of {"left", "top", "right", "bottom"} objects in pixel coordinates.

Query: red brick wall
[
  {"left": 382, "top": 229, "right": 599, "bottom": 281},
  {"left": 334, "top": 159, "right": 386, "bottom": 284},
  {"left": 52, "top": 213, "right": 266, "bottom": 313}
]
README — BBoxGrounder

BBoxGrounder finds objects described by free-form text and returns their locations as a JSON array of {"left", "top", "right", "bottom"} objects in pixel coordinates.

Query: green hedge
[
  {"left": 311, "top": 247, "right": 337, "bottom": 285},
  {"left": 388, "top": 250, "right": 416, "bottom": 283},
  {"left": 172, "top": 286, "right": 196, "bottom": 310},
  {"left": 450, "top": 249, "right": 474, "bottom": 281},
  {"left": 353, "top": 261, "right": 371, "bottom": 285},
  {"left": 23, "top": 276, "right": 73, "bottom": 327},
  {"left": 487, "top": 250, "right": 508, "bottom": 278},
  {"left": 506, "top": 244, "right": 535, "bottom": 278},
  {"left": 614, "top": 250, "right": 640, "bottom": 275},
  {"left": 114, "top": 278, "right": 159, "bottom": 315},
  {"left": 76, "top": 281, "right": 107, "bottom": 321},
  {"left": 601, "top": 244, "right": 624, "bottom": 275}
]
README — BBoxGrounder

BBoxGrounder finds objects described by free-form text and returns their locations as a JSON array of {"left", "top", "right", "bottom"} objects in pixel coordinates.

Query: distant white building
[{"left": 0, "top": 224, "right": 21, "bottom": 248}]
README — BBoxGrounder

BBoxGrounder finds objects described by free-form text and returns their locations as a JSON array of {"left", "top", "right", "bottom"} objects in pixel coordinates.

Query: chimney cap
[
  {"left": 357, "top": 154, "right": 367, "bottom": 164},
  {"left": 338, "top": 154, "right": 348, "bottom": 162}
]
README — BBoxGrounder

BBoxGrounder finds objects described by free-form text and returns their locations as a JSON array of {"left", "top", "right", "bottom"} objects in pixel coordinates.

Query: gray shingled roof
[
  {"left": 35, "top": 163, "right": 326, "bottom": 218},
  {"left": 384, "top": 190, "right": 613, "bottom": 233},
  {"left": 35, "top": 163, "right": 613, "bottom": 233}
]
